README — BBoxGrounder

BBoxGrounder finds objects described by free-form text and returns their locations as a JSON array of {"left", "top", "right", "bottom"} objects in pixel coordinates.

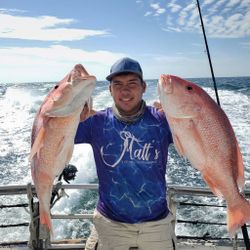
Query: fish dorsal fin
[{"left": 29, "top": 127, "right": 45, "bottom": 161}]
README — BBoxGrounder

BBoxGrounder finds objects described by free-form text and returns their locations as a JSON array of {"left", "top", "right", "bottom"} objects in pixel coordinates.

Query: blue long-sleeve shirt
[{"left": 75, "top": 106, "right": 173, "bottom": 223}]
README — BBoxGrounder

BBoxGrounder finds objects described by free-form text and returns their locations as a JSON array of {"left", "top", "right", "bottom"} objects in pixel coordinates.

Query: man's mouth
[{"left": 120, "top": 97, "right": 132, "bottom": 102}]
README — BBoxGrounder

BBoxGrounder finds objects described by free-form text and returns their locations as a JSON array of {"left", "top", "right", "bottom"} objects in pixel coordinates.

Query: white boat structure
[{"left": 0, "top": 183, "right": 249, "bottom": 250}]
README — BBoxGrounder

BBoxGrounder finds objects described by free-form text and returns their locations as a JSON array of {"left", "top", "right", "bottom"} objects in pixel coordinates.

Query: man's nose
[{"left": 120, "top": 84, "right": 131, "bottom": 91}]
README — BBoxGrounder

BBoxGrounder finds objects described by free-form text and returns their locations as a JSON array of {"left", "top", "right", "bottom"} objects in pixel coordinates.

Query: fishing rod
[
  {"left": 196, "top": 0, "right": 250, "bottom": 249},
  {"left": 196, "top": 0, "right": 220, "bottom": 107}
]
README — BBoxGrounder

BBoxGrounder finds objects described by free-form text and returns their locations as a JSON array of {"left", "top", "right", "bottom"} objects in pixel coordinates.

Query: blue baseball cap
[{"left": 106, "top": 57, "right": 143, "bottom": 81}]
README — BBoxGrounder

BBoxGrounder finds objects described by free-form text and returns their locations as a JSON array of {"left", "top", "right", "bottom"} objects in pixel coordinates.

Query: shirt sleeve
[{"left": 74, "top": 116, "right": 92, "bottom": 144}]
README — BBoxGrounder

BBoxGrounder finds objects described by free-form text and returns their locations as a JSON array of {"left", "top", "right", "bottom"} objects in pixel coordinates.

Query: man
[{"left": 75, "top": 57, "right": 175, "bottom": 250}]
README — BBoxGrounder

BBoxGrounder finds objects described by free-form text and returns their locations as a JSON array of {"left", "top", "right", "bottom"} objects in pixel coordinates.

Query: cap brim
[{"left": 106, "top": 70, "right": 142, "bottom": 81}]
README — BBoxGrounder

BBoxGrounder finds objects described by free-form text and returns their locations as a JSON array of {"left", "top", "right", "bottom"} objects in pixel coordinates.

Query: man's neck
[{"left": 112, "top": 100, "right": 146, "bottom": 124}]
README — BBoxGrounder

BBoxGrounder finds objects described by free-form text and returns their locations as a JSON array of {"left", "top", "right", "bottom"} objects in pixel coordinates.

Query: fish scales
[
  {"left": 29, "top": 64, "right": 96, "bottom": 233},
  {"left": 158, "top": 74, "right": 250, "bottom": 236}
]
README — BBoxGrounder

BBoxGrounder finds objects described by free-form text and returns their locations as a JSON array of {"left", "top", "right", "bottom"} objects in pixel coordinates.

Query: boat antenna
[
  {"left": 196, "top": 0, "right": 250, "bottom": 248},
  {"left": 196, "top": 0, "right": 220, "bottom": 107}
]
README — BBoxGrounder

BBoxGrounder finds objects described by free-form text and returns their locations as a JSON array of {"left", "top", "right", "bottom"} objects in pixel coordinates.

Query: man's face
[{"left": 109, "top": 73, "right": 146, "bottom": 116}]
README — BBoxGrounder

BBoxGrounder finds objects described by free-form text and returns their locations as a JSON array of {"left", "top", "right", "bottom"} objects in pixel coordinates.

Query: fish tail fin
[
  {"left": 40, "top": 208, "right": 53, "bottom": 234},
  {"left": 227, "top": 196, "right": 250, "bottom": 237}
]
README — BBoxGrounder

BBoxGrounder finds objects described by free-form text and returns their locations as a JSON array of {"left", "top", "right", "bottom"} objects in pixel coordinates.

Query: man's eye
[{"left": 130, "top": 80, "right": 141, "bottom": 85}]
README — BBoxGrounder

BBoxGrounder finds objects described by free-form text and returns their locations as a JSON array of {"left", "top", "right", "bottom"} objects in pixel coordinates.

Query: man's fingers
[{"left": 153, "top": 101, "right": 163, "bottom": 111}]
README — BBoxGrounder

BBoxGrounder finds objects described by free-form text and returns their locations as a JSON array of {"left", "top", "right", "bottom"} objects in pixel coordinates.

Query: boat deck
[
  {"left": 1, "top": 184, "right": 249, "bottom": 250},
  {"left": 0, "top": 243, "right": 247, "bottom": 250},
  {"left": 0, "top": 238, "right": 247, "bottom": 250}
]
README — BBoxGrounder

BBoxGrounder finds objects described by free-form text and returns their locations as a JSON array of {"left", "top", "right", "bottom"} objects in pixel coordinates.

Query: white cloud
[
  {"left": 149, "top": 3, "right": 166, "bottom": 16},
  {"left": 177, "top": 3, "right": 196, "bottom": 27},
  {"left": 0, "top": 13, "right": 109, "bottom": 41},
  {"left": 182, "top": 3, "right": 196, "bottom": 13},
  {"left": 146, "top": 0, "right": 250, "bottom": 38},
  {"left": 203, "top": 0, "right": 216, "bottom": 6},
  {"left": 206, "top": 0, "right": 227, "bottom": 14},
  {"left": 167, "top": 3, "right": 182, "bottom": 13},
  {"left": 166, "top": 15, "right": 174, "bottom": 26},
  {"left": 156, "top": 9, "right": 166, "bottom": 15},
  {"left": 240, "top": 0, "right": 250, "bottom": 8},
  {"left": 210, "top": 15, "right": 224, "bottom": 26},
  {"left": 177, "top": 11, "right": 188, "bottom": 26},
  {"left": 144, "top": 11, "right": 152, "bottom": 17},
  {"left": 0, "top": 45, "right": 126, "bottom": 82},
  {"left": 0, "top": 8, "right": 26, "bottom": 13},
  {"left": 162, "top": 27, "right": 181, "bottom": 33},
  {"left": 204, "top": 11, "right": 250, "bottom": 38},
  {"left": 150, "top": 3, "right": 160, "bottom": 9},
  {"left": 225, "top": 0, "right": 241, "bottom": 8},
  {"left": 225, "top": 13, "right": 243, "bottom": 28},
  {"left": 0, "top": 45, "right": 124, "bottom": 63}
]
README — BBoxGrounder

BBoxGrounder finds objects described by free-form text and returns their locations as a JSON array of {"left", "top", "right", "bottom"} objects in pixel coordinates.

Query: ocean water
[{"left": 0, "top": 76, "right": 249, "bottom": 242}]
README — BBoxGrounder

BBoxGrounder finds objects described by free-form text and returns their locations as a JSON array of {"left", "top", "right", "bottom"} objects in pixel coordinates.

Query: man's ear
[
  {"left": 109, "top": 84, "right": 113, "bottom": 96},
  {"left": 142, "top": 81, "right": 147, "bottom": 93}
]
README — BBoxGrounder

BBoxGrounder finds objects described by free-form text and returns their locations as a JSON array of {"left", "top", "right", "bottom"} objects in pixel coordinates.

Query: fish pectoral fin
[
  {"left": 56, "top": 136, "right": 74, "bottom": 161},
  {"left": 202, "top": 171, "right": 223, "bottom": 198},
  {"left": 56, "top": 137, "right": 66, "bottom": 156},
  {"left": 29, "top": 127, "right": 45, "bottom": 161},
  {"left": 173, "top": 134, "right": 185, "bottom": 156}
]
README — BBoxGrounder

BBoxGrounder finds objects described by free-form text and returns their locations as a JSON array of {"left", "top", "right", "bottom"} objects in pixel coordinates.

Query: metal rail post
[{"left": 27, "top": 183, "right": 50, "bottom": 250}]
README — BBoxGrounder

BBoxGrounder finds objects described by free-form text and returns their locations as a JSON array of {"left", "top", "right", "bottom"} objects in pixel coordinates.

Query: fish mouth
[
  {"left": 68, "top": 64, "right": 92, "bottom": 82},
  {"left": 44, "top": 77, "right": 96, "bottom": 117},
  {"left": 160, "top": 74, "right": 173, "bottom": 94}
]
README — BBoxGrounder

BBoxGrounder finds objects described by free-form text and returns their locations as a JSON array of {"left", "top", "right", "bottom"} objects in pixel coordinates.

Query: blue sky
[{"left": 0, "top": 0, "right": 250, "bottom": 83}]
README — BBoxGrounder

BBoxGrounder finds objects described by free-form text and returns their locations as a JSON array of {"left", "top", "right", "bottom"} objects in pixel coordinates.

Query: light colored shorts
[{"left": 86, "top": 210, "right": 176, "bottom": 250}]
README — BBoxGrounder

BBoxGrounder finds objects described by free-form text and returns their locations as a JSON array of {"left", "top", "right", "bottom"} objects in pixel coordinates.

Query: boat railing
[{"left": 0, "top": 183, "right": 249, "bottom": 249}]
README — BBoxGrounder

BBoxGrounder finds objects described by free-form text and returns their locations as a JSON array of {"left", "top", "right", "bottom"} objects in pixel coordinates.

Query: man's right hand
[
  {"left": 80, "top": 103, "right": 96, "bottom": 121},
  {"left": 153, "top": 101, "right": 164, "bottom": 112}
]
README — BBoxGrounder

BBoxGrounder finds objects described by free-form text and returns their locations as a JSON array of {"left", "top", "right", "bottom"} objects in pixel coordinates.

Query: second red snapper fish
[
  {"left": 158, "top": 74, "right": 250, "bottom": 236},
  {"left": 29, "top": 64, "right": 96, "bottom": 232}
]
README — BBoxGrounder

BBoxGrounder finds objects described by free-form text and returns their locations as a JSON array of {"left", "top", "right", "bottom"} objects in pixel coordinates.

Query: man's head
[
  {"left": 107, "top": 58, "right": 146, "bottom": 116},
  {"left": 106, "top": 57, "right": 143, "bottom": 82}
]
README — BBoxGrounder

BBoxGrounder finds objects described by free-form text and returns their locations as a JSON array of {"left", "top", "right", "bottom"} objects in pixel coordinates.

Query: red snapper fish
[
  {"left": 29, "top": 64, "right": 96, "bottom": 232},
  {"left": 158, "top": 74, "right": 250, "bottom": 236}
]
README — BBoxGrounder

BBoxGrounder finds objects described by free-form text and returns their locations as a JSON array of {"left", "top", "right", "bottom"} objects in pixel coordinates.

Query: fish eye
[
  {"left": 186, "top": 85, "right": 193, "bottom": 91},
  {"left": 54, "top": 85, "right": 59, "bottom": 89}
]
